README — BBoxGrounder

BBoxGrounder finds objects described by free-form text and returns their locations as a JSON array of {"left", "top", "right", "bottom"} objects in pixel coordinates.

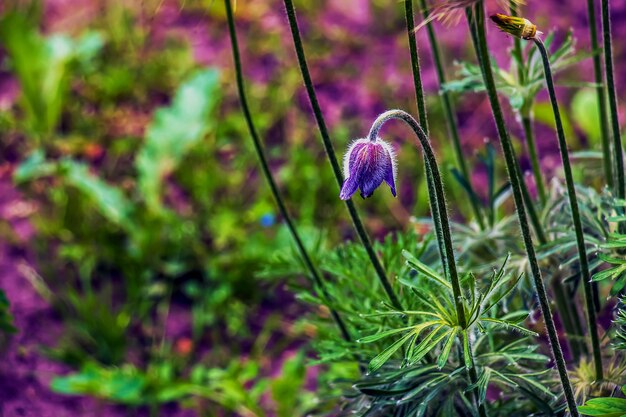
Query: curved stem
[
  {"left": 418, "top": 0, "right": 485, "bottom": 230},
  {"left": 534, "top": 37, "right": 603, "bottom": 380},
  {"left": 509, "top": 1, "right": 525, "bottom": 85},
  {"left": 586, "top": 0, "right": 613, "bottom": 187},
  {"left": 282, "top": 0, "right": 403, "bottom": 311},
  {"left": 368, "top": 110, "right": 487, "bottom": 417},
  {"left": 225, "top": 0, "right": 351, "bottom": 341},
  {"left": 368, "top": 111, "right": 465, "bottom": 326},
  {"left": 465, "top": 8, "right": 544, "bottom": 242},
  {"left": 601, "top": 0, "right": 625, "bottom": 198},
  {"left": 468, "top": 4, "right": 579, "bottom": 416},
  {"left": 404, "top": 0, "right": 428, "bottom": 134},
  {"left": 522, "top": 115, "right": 547, "bottom": 206}
]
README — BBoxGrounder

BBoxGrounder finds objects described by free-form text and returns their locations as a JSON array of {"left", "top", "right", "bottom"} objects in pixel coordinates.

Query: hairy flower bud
[
  {"left": 490, "top": 13, "right": 539, "bottom": 40},
  {"left": 339, "top": 138, "right": 397, "bottom": 200}
]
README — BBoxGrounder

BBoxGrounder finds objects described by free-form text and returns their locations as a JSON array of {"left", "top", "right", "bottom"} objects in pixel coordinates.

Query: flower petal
[{"left": 340, "top": 176, "right": 359, "bottom": 200}]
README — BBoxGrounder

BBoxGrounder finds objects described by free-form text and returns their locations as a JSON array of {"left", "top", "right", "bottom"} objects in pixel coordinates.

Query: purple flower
[{"left": 339, "top": 138, "right": 397, "bottom": 200}]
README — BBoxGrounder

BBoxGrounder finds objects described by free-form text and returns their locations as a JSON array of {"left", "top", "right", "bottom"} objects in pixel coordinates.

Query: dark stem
[
  {"left": 534, "top": 36, "right": 603, "bottom": 380},
  {"left": 509, "top": 2, "right": 583, "bottom": 351},
  {"left": 465, "top": 8, "right": 544, "bottom": 241},
  {"left": 522, "top": 115, "right": 547, "bottom": 206},
  {"left": 509, "top": 1, "right": 525, "bottom": 85},
  {"left": 601, "top": 0, "right": 625, "bottom": 198},
  {"left": 586, "top": 0, "right": 613, "bottom": 187},
  {"left": 418, "top": 0, "right": 485, "bottom": 230},
  {"left": 552, "top": 279, "right": 585, "bottom": 359},
  {"left": 368, "top": 110, "right": 487, "bottom": 417},
  {"left": 404, "top": 0, "right": 444, "bottom": 267},
  {"left": 511, "top": 2, "right": 548, "bottom": 207},
  {"left": 468, "top": 4, "right": 579, "bottom": 415},
  {"left": 403, "top": 0, "right": 447, "bottom": 279},
  {"left": 224, "top": 0, "right": 351, "bottom": 341},
  {"left": 404, "top": 0, "right": 428, "bottom": 134},
  {"left": 282, "top": 0, "right": 403, "bottom": 311}
]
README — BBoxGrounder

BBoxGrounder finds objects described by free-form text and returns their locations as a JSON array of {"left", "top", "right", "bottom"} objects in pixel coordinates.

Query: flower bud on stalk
[{"left": 490, "top": 13, "right": 541, "bottom": 40}]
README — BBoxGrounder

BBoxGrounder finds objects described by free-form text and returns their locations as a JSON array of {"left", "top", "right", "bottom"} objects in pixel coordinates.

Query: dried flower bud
[
  {"left": 490, "top": 13, "right": 539, "bottom": 40},
  {"left": 340, "top": 138, "right": 397, "bottom": 200}
]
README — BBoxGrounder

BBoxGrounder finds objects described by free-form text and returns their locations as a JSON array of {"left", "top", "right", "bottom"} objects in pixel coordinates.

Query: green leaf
[
  {"left": 51, "top": 364, "right": 146, "bottom": 405},
  {"left": 579, "top": 397, "right": 626, "bottom": 417},
  {"left": 58, "top": 160, "right": 135, "bottom": 228},
  {"left": 13, "top": 149, "right": 55, "bottom": 183},
  {"left": 136, "top": 69, "right": 221, "bottom": 211},
  {"left": 357, "top": 326, "right": 415, "bottom": 344},
  {"left": 402, "top": 250, "right": 451, "bottom": 289},
  {"left": 437, "top": 327, "right": 459, "bottom": 369},
  {"left": 368, "top": 331, "right": 415, "bottom": 373}
]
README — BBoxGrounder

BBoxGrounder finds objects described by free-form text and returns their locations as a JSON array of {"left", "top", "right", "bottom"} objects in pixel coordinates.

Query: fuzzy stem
[
  {"left": 368, "top": 110, "right": 487, "bottom": 417},
  {"left": 465, "top": 8, "right": 544, "bottom": 242},
  {"left": 601, "top": 0, "right": 625, "bottom": 198},
  {"left": 225, "top": 0, "right": 351, "bottom": 341},
  {"left": 509, "top": 1, "right": 525, "bottom": 85},
  {"left": 469, "top": 4, "right": 579, "bottom": 415},
  {"left": 418, "top": 0, "right": 485, "bottom": 230},
  {"left": 522, "top": 115, "right": 547, "bottom": 206},
  {"left": 404, "top": 0, "right": 428, "bottom": 134},
  {"left": 510, "top": 2, "right": 549, "bottom": 207},
  {"left": 586, "top": 0, "right": 613, "bottom": 187},
  {"left": 403, "top": 0, "right": 448, "bottom": 279},
  {"left": 534, "top": 36, "right": 603, "bottom": 380},
  {"left": 403, "top": 0, "right": 445, "bottom": 267},
  {"left": 283, "top": 0, "right": 403, "bottom": 311}
]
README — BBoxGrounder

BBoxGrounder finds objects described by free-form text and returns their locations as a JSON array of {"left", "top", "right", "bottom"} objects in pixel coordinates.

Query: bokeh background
[{"left": 0, "top": 0, "right": 625, "bottom": 415}]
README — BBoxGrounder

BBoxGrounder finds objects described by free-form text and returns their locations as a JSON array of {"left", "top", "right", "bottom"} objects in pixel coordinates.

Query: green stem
[
  {"left": 404, "top": 0, "right": 428, "bottom": 134},
  {"left": 468, "top": 4, "right": 579, "bottom": 416},
  {"left": 368, "top": 110, "right": 487, "bottom": 417},
  {"left": 511, "top": 2, "right": 549, "bottom": 207},
  {"left": 418, "top": 0, "right": 485, "bottom": 230},
  {"left": 509, "top": 1, "right": 525, "bottom": 85},
  {"left": 586, "top": 0, "right": 613, "bottom": 187},
  {"left": 601, "top": 0, "right": 625, "bottom": 198},
  {"left": 534, "top": 36, "right": 603, "bottom": 380},
  {"left": 522, "top": 115, "right": 547, "bottom": 206},
  {"left": 465, "top": 8, "right": 544, "bottom": 241},
  {"left": 225, "top": 0, "right": 351, "bottom": 341},
  {"left": 403, "top": 0, "right": 447, "bottom": 279},
  {"left": 509, "top": 3, "right": 583, "bottom": 351},
  {"left": 283, "top": 0, "right": 403, "bottom": 311},
  {"left": 552, "top": 279, "right": 585, "bottom": 359}
]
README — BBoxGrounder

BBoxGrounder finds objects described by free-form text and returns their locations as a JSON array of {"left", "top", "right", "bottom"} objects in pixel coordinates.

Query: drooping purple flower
[{"left": 339, "top": 138, "right": 397, "bottom": 200}]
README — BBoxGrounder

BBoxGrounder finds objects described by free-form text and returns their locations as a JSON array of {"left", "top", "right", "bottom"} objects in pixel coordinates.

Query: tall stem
[
  {"left": 509, "top": 1, "right": 525, "bottom": 85},
  {"left": 468, "top": 4, "right": 579, "bottom": 416},
  {"left": 282, "top": 0, "right": 403, "bottom": 311},
  {"left": 509, "top": 2, "right": 549, "bottom": 206},
  {"left": 586, "top": 0, "right": 613, "bottom": 187},
  {"left": 404, "top": 0, "right": 428, "bottom": 134},
  {"left": 522, "top": 115, "right": 547, "bottom": 206},
  {"left": 403, "top": 0, "right": 447, "bottom": 278},
  {"left": 534, "top": 37, "right": 603, "bottom": 380},
  {"left": 419, "top": 0, "right": 485, "bottom": 229},
  {"left": 224, "top": 0, "right": 351, "bottom": 341},
  {"left": 465, "top": 8, "right": 544, "bottom": 242},
  {"left": 601, "top": 0, "right": 625, "bottom": 198},
  {"left": 368, "top": 110, "right": 487, "bottom": 417}
]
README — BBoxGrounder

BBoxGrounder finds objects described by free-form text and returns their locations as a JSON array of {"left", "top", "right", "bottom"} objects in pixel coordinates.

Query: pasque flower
[
  {"left": 339, "top": 138, "right": 397, "bottom": 200},
  {"left": 490, "top": 13, "right": 540, "bottom": 39}
]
